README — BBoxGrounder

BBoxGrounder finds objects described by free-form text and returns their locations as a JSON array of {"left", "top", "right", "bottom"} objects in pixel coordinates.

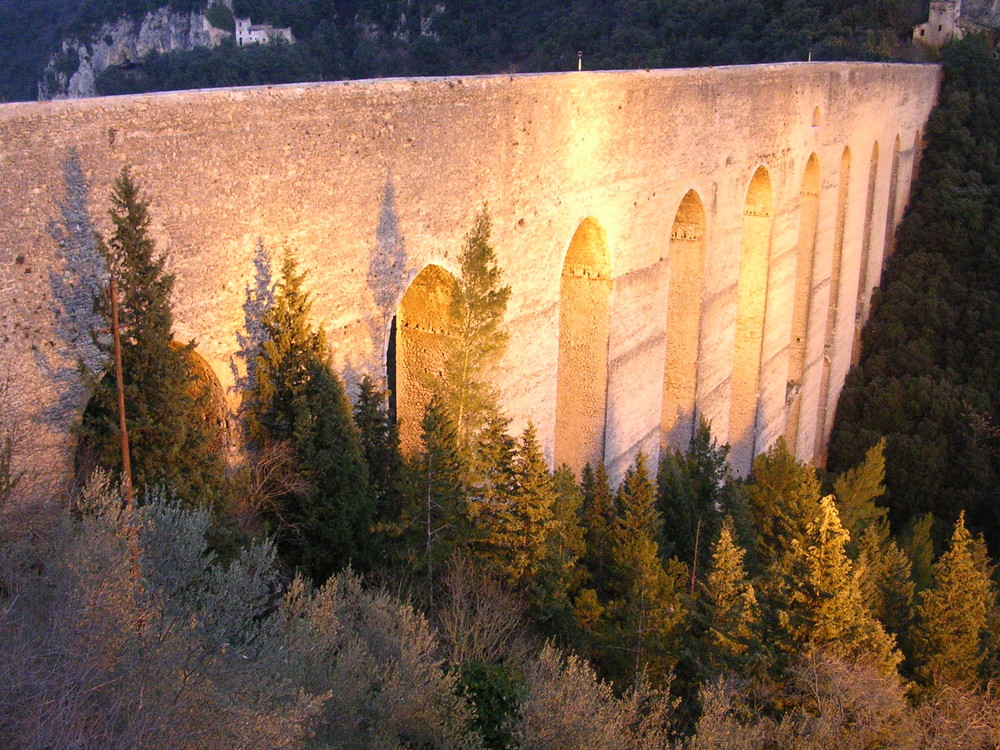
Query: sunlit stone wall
[{"left": 0, "top": 62, "right": 939, "bottom": 494}]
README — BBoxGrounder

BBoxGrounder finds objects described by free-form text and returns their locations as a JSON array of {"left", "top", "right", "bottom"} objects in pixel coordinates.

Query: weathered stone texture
[{"left": 0, "top": 62, "right": 939, "bottom": 491}]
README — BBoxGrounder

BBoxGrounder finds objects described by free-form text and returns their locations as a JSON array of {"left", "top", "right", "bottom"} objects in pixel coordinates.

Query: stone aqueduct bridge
[{"left": 0, "top": 63, "right": 940, "bottom": 491}]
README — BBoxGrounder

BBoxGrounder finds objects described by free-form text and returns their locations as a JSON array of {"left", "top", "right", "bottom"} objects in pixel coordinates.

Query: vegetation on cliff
[
  {"left": 828, "top": 37, "right": 1000, "bottom": 552},
  {"left": 1, "top": 0, "right": 929, "bottom": 102}
]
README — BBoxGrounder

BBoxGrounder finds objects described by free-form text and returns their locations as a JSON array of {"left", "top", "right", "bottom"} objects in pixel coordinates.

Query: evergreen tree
[
  {"left": 231, "top": 238, "right": 275, "bottom": 425},
  {"left": 405, "top": 395, "right": 467, "bottom": 604},
  {"left": 353, "top": 374, "right": 406, "bottom": 550},
  {"left": 658, "top": 420, "right": 756, "bottom": 580},
  {"left": 900, "top": 512, "right": 936, "bottom": 592},
  {"left": 473, "top": 422, "right": 555, "bottom": 587},
  {"left": 537, "top": 464, "right": 587, "bottom": 624},
  {"left": 746, "top": 438, "right": 822, "bottom": 569},
  {"left": 700, "top": 516, "right": 760, "bottom": 674},
  {"left": 440, "top": 206, "right": 512, "bottom": 458},
  {"left": 603, "top": 454, "right": 687, "bottom": 684},
  {"left": 856, "top": 522, "right": 914, "bottom": 643},
  {"left": 467, "top": 411, "right": 518, "bottom": 575},
  {"left": 243, "top": 252, "right": 372, "bottom": 579},
  {"left": 913, "top": 512, "right": 996, "bottom": 687},
  {"left": 832, "top": 437, "right": 888, "bottom": 553},
  {"left": 580, "top": 462, "right": 616, "bottom": 597},
  {"left": 775, "top": 495, "right": 902, "bottom": 678},
  {"left": 79, "top": 167, "right": 224, "bottom": 503}
]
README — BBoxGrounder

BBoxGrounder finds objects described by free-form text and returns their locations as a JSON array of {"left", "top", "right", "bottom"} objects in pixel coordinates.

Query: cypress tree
[
  {"left": 243, "top": 252, "right": 372, "bottom": 579},
  {"left": 79, "top": 167, "right": 224, "bottom": 503},
  {"left": 913, "top": 512, "right": 996, "bottom": 687},
  {"left": 440, "top": 206, "right": 512, "bottom": 458}
]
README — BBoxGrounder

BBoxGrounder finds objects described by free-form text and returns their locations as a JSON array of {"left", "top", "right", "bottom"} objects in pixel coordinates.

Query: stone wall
[{"left": 0, "top": 62, "right": 940, "bottom": 494}]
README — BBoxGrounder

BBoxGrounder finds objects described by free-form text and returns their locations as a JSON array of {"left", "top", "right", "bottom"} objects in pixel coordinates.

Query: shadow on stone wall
[
  {"left": 343, "top": 175, "right": 413, "bottom": 395},
  {"left": 37, "top": 149, "right": 108, "bottom": 429}
]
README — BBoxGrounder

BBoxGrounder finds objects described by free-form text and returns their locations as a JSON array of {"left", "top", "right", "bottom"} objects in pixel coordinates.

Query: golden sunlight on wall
[
  {"left": 392, "top": 264, "right": 457, "bottom": 455},
  {"left": 784, "top": 154, "right": 821, "bottom": 455},
  {"left": 661, "top": 190, "right": 706, "bottom": 451},
  {"left": 555, "top": 218, "right": 612, "bottom": 476},
  {"left": 729, "top": 166, "right": 774, "bottom": 474},
  {"left": 815, "top": 147, "right": 852, "bottom": 462}
]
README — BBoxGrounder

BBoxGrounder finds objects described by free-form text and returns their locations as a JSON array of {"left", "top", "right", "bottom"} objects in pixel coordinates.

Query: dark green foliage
[
  {"left": 3, "top": 0, "right": 926, "bottom": 102},
  {"left": 580, "top": 462, "right": 615, "bottom": 596},
  {"left": 295, "top": 360, "right": 374, "bottom": 578},
  {"left": 205, "top": 1, "right": 233, "bottom": 32},
  {"left": 745, "top": 438, "right": 821, "bottom": 569},
  {"left": 458, "top": 662, "right": 523, "bottom": 750},
  {"left": 243, "top": 252, "right": 372, "bottom": 580},
  {"left": 78, "top": 167, "right": 225, "bottom": 504},
  {"left": 657, "top": 420, "right": 756, "bottom": 577},
  {"left": 828, "top": 38, "right": 1000, "bottom": 551},
  {"left": 353, "top": 375, "right": 406, "bottom": 547},
  {"left": 403, "top": 395, "right": 467, "bottom": 602}
]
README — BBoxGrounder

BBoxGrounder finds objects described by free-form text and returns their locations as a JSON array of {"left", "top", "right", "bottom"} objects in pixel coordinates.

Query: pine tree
[
  {"left": 604, "top": 453, "right": 687, "bottom": 684},
  {"left": 776, "top": 495, "right": 902, "bottom": 678},
  {"left": 406, "top": 395, "right": 467, "bottom": 604},
  {"left": 746, "top": 438, "right": 822, "bottom": 569},
  {"left": 856, "top": 522, "right": 914, "bottom": 643},
  {"left": 440, "top": 206, "right": 512, "bottom": 458},
  {"left": 912, "top": 512, "right": 996, "bottom": 687},
  {"left": 353, "top": 374, "right": 406, "bottom": 545},
  {"left": 79, "top": 167, "right": 224, "bottom": 503},
  {"left": 900, "top": 513, "right": 936, "bottom": 592},
  {"left": 701, "top": 516, "right": 760, "bottom": 674},
  {"left": 833, "top": 437, "right": 888, "bottom": 553},
  {"left": 580, "top": 462, "right": 615, "bottom": 596},
  {"left": 473, "top": 422, "right": 555, "bottom": 587},
  {"left": 243, "top": 252, "right": 372, "bottom": 579}
]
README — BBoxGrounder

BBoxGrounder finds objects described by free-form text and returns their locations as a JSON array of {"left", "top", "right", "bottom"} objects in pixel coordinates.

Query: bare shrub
[
  {"left": 435, "top": 553, "right": 533, "bottom": 668},
  {"left": 913, "top": 682, "right": 1000, "bottom": 749},
  {"left": 281, "top": 571, "right": 481, "bottom": 749},
  {"left": 516, "top": 642, "right": 675, "bottom": 750}
]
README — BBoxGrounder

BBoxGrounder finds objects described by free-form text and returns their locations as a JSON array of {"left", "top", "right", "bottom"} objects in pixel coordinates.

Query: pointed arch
[
  {"left": 785, "top": 153, "right": 821, "bottom": 455},
  {"left": 390, "top": 263, "right": 458, "bottom": 454},
  {"left": 661, "top": 189, "right": 706, "bottom": 450},
  {"left": 729, "top": 166, "right": 774, "bottom": 473},
  {"left": 851, "top": 141, "right": 880, "bottom": 365},
  {"left": 815, "top": 146, "right": 851, "bottom": 462},
  {"left": 555, "top": 217, "right": 611, "bottom": 475}
]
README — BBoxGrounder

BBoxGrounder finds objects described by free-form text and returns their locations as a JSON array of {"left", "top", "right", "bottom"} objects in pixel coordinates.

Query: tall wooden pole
[{"left": 110, "top": 275, "right": 134, "bottom": 512}]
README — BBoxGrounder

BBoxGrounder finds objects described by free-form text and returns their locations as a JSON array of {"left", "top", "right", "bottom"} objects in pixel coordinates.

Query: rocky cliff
[{"left": 38, "top": 3, "right": 232, "bottom": 100}]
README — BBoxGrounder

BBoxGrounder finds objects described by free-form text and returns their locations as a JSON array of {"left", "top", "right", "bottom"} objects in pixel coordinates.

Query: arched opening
[
  {"left": 785, "top": 154, "right": 820, "bottom": 455},
  {"left": 390, "top": 264, "right": 458, "bottom": 455},
  {"left": 812, "top": 106, "right": 822, "bottom": 128},
  {"left": 882, "top": 135, "right": 902, "bottom": 258},
  {"left": 911, "top": 129, "right": 923, "bottom": 188},
  {"left": 75, "top": 343, "right": 228, "bottom": 487},
  {"left": 815, "top": 146, "right": 851, "bottom": 462},
  {"left": 555, "top": 217, "right": 611, "bottom": 476},
  {"left": 851, "top": 141, "right": 880, "bottom": 366},
  {"left": 661, "top": 190, "right": 706, "bottom": 451},
  {"left": 729, "top": 166, "right": 774, "bottom": 474}
]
